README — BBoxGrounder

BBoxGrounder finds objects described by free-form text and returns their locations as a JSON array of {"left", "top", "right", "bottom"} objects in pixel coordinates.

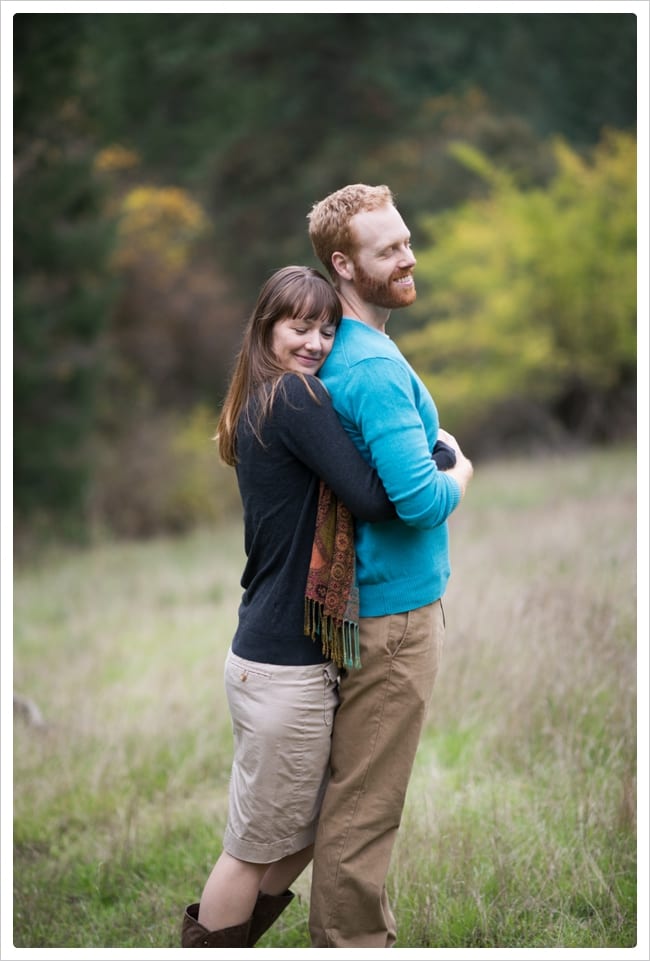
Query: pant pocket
[
  {"left": 322, "top": 661, "right": 340, "bottom": 726},
  {"left": 386, "top": 610, "right": 410, "bottom": 657}
]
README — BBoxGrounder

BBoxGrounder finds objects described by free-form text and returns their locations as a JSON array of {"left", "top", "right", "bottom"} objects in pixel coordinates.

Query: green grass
[{"left": 12, "top": 444, "right": 638, "bottom": 948}]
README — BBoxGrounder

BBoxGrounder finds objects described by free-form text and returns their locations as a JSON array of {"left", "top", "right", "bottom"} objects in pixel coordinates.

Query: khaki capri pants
[{"left": 222, "top": 649, "right": 339, "bottom": 863}]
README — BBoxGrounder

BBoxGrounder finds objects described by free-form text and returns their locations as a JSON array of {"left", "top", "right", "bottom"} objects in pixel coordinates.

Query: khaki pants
[{"left": 309, "top": 601, "right": 444, "bottom": 948}]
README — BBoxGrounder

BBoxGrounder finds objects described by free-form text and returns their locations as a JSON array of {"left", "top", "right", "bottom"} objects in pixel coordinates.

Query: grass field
[{"left": 11, "top": 444, "right": 639, "bottom": 950}]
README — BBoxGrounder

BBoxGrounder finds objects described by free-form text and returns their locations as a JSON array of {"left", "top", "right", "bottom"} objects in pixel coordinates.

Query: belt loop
[{"left": 439, "top": 598, "right": 446, "bottom": 629}]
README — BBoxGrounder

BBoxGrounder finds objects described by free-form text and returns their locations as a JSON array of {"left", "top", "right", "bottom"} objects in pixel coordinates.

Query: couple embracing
[{"left": 181, "top": 184, "right": 473, "bottom": 949}]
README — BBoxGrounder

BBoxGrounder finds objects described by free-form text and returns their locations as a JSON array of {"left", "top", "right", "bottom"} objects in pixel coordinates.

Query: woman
[{"left": 181, "top": 266, "right": 395, "bottom": 948}]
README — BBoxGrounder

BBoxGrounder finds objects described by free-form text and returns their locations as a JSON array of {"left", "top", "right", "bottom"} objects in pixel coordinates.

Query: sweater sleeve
[
  {"left": 274, "top": 375, "right": 396, "bottom": 522},
  {"left": 347, "top": 358, "right": 461, "bottom": 528}
]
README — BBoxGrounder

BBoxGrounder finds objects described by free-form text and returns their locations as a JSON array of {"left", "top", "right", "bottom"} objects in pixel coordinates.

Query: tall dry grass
[
  {"left": 393, "top": 446, "right": 637, "bottom": 947},
  {"left": 12, "top": 444, "right": 638, "bottom": 949}
]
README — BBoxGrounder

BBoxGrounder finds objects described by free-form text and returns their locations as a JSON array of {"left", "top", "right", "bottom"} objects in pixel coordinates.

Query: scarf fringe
[{"left": 304, "top": 598, "right": 362, "bottom": 670}]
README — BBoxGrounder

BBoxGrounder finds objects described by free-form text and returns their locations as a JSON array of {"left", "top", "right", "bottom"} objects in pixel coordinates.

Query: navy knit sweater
[{"left": 231, "top": 373, "right": 395, "bottom": 665}]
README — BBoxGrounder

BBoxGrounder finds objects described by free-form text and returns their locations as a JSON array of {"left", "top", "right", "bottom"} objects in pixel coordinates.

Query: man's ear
[{"left": 331, "top": 250, "right": 353, "bottom": 281}]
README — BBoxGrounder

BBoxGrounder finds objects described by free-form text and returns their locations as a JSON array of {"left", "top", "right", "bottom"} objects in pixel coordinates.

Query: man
[{"left": 306, "top": 184, "right": 474, "bottom": 948}]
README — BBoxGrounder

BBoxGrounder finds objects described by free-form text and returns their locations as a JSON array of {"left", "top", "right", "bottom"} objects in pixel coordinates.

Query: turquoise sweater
[{"left": 320, "top": 317, "right": 461, "bottom": 616}]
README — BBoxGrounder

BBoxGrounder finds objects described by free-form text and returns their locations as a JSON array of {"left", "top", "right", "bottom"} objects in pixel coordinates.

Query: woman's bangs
[{"left": 293, "top": 285, "right": 341, "bottom": 326}]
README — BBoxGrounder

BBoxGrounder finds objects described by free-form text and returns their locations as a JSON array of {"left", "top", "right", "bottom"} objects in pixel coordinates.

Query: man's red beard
[{"left": 352, "top": 262, "right": 417, "bottom": 310}]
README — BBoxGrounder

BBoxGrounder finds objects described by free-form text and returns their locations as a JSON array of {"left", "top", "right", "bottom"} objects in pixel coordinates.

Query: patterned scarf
[{"left": 304, "top": 480, "right": 361, "bottom": 670}]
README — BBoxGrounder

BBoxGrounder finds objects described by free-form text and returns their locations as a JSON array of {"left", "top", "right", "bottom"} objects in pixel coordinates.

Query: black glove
[{"left": 432, "top": 439, "right": 456, "bottom": 470}]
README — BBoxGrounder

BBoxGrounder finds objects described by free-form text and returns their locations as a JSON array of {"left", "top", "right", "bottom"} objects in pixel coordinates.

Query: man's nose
[{"left": 401, "top": 246, "right": 416, "bottom": 268}]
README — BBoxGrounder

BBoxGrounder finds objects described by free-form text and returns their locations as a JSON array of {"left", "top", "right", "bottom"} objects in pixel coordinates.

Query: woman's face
[{"left": 271, "top": 315, "right": 336, "bottom": 375}]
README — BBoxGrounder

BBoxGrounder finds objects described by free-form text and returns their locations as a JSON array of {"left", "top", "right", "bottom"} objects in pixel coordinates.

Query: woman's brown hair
[{"left": 216, "top": 265, "right": 342, "bottom": 465}]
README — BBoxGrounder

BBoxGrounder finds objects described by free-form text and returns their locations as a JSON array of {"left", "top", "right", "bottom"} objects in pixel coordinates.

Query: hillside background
[{"left": 12, "top": 11, "right": 638, "bottom": 543}]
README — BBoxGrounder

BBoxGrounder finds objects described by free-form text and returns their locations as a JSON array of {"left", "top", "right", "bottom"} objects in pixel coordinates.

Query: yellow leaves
[
  {"left": 94, "top": 144, "right": 141, "bottom": 173},
  {"left": 447, "top": 141, "right": 512, "bottom": 191},
  {"left": 93, "top": 144, "right": 212, "bottom": 274},
  {"left": 400, "top": 130, "right": 637, "bottom": 431},
  {"left": 112, "top": 185, "right": 210, "bottom": 271}
]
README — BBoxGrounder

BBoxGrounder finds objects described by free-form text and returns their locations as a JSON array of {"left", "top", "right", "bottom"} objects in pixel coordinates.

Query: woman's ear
[{"left": 331, "top": 250, "right": 353, "bottom": 281}]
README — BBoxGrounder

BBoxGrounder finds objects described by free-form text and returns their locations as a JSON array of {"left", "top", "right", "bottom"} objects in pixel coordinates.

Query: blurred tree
[
  {"left": 113, "top": 185, "right": 209, "bottom": 271},
  {"left": 93, "top": 152, "right": 244, "bottom": 413},
  {"left": 86, "top": 151, "right": 245, "bottom": 540},
  {"left": 13, "top": 15, "right": 118, "bottom": 529},
  {"left": 399, "top": 130, "right": 636, "bottom": 450}
]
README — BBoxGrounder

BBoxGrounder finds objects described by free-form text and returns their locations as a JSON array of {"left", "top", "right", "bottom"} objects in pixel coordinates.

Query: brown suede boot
[
  {"left": 181, "top": 902, "right": 251, "bottom": 947},
  {"left": 247, "top": 889, "right": 295, "bottom": 946}
]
